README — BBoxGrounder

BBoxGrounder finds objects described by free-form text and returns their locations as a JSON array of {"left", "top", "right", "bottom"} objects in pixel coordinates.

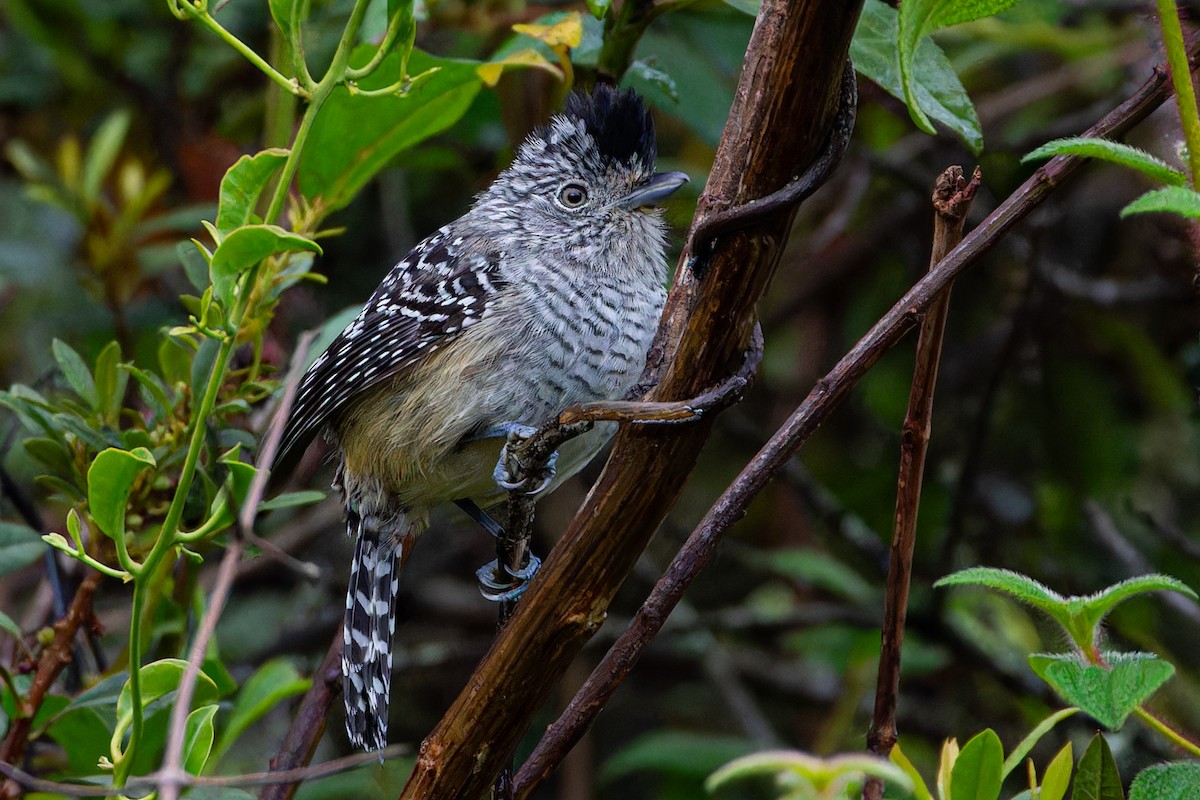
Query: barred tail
[{"left": 342, "top": 516, "right": 403, "bottom": 752}]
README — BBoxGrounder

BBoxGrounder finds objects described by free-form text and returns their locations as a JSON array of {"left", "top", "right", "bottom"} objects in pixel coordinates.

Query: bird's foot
[
  {"left": 476, "top": 554, "right": 543, "bottom": 602},
  {"left": 491, "top": 423, "right": 558, "bottom": 494}
]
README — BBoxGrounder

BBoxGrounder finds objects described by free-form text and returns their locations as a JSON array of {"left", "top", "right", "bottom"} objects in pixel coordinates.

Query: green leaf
[
  {"left": 0, "top": 609, "right": 23, "bottom": 642},
  {"left": 87, "top": 447, "right": 156, "bottom": 539},
  {"left": 1029, "top": 652, "right": 1174, "bottom": 730},
  {"left": 897, "top": 0, "right": 1023, "bottom": 135},
  {"left": 1121, "top": 186, "right": 1200, "bottom": 221},
  {"left": 950, "top": 729, "right": 1003, "bottom": 800},
  {"left": 212, "top": 657, "right": 310, "bottom": 763},
  {"left": 46, "top": 705, "right": 113, "bottom": 775},
  {"left": 209, "top": 224, "right": 321, "bottom": 306},
  {"left": 1001, "top": 707, "right": 1078, "bottom": 779},
  {"left": 258, "top": 490, "right": 327, "bottom": 512},
  {"left": 600, "top": 731, "right": 755, "bottom": 784},
  {"left": 1022, "top": 138, "right": 1187, "bottom": 187},
  {"left": 1129, "top": 762, "right": 1200, "bottom": 800},
  {"left": 0, "top": 521, "right": 44, "bottom": 577},
  {"left": 52, "top": 339, "right": 97, "bottom": 409},
  {"left": 219, "top": 446, "right": 258, "bottom": 508},
  {"left": 93, "top": 341, "right": 126, "bottom": 421},
  {"left": 1071, "top": 734, "right": 1123, "bottom": 800},
  {"left": 626, "top": 60, "right": 680, "bottom": 104},
  {"left": 1040, "top": 742, "right": 1074, "bottom": 800},
  {"left": 298, "top": 48, "right": 482, "bottom": 215},
  {"left": 890, "top": 742, "right": 935, "bottom": 800},
  {"left": 81, "top": 110, "right": 131, "bottom": 206},
  {"left": 586, "top": 0, "right": 612, "bottom": 18},
  {"left": 753, "top": 549, "right": 876, "bottom": 605},
  {"left": 1077, "top": 576, "right": 1197, "bottom": 637},
  {"left": 852, "top": 0, "right": 983, "bottom": 153},
  {"left": 935, "top": 567, "right": 1067, "bottom": 617},
  {"left": 183, "top": 704, "right": 219, "bottom": 775},
  {"left": 215, "top": 149, "right": 290, "bottom": 235},
  {"left": 706, "top": 750, "right": 913, "bottom": 796},
  {"left": 269, "top": 0, "right": 303, "bottom": 42},
  {"left": 111, "top": 659, "right": 218, "bottom": 758}
]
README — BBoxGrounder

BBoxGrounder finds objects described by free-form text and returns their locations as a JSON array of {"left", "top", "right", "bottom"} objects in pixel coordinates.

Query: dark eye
[{"left": 558, "top": 183, "right": 588, "bottom": 208}]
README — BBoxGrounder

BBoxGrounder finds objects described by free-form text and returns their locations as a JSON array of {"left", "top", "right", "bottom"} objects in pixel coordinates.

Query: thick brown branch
[
  {"left": 863, "top": 166, "right": 979, "bottom": 800},
  {"left": 400, "top": 2, "right": 866, "bottom": 798}
]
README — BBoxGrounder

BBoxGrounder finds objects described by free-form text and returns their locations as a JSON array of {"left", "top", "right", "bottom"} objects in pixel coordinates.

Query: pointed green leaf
[
  {"left": 587, "top": 0, "right": 613, "bottom": 17},
  {"left": 183, "top": 704, "right": 219, "bottom": 775},
  {"left": 0, "top": 521, "right": 45, "bottom": 577},
  {"left": 93, "top": 341, "right": 126, "bottom": 421},
  {"left": 298, "top": 48, "right": 482, "bottom": 214},
  {"left": 218, "top": 446, "right": 258, "bottom": 508},
  {"left": 0, "top": 609, "right": 23, "bottom": 642},
  {"left": 1079, "top": 575, "right": 1196, "bottom": 634},
  {"left": 81, "top": 110, "right": 131, "bottom": 205},
  {"left": 209, "top": 224, "right": 321, "bottom": 306},
  {"left": 212, "top": 657, "right": 310, "bottom": 763},
  {"left": 1040, "top": 742, "right": 1073, "bottom": 800},
  {"left": 216, "top": 149, "right": 290, "bottom": 235},
  {"left": 1002, "top": 707, "right": 1078, "bottom": 778},
  {"left": 87, "top": 447, "right": 156, "bottom": 539},
  {"left": 897, "top": 0, "right": 1023, "bottom": 135},
  {"left": 111, "top": 659, "right": 218, "bottom": 757},
  {"left": 1129, "top": 762, "right": 1200, "bottom": 800},
  {"left": 936, "top": 567, "right": 1068, "bottom": 619},
  {"left": 950, "top": 729, "right": 1003, "bottom": 800},
  {"left": 1121, "top": 186, "right": 1200, "bottom": 221},
  {"left": 1072, "top": 734, "right": 1123, "bottom": 800},
  {"left": 52, "top": 339, "right": 97, "bottom": 408},
  {"left": 1029, "top": 652, "right": 1174, "bottom": 730},
  {"left": 890, "top": 742, "right": 935, "bottom": 800},
  {"left": 258, "top": 490, "right": 327, "bottom": 512},
  {"left": 1022, "top": 138, "right": 1187, "bottom": 187},
  {"left": 853, "top": 0, "right": 983, "bottom": 153}
]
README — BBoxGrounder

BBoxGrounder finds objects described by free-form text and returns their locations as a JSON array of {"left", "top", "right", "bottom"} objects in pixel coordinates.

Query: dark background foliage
[{"left": 1, "top": 1, "right": 1197, "bottom": 797}]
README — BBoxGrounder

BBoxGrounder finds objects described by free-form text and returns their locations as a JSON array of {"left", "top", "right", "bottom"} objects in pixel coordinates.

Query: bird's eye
[{"left": 557, "top": 183, "right": 588, "bottom": 209}]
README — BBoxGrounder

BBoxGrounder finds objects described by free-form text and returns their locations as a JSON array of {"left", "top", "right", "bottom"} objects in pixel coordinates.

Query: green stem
[
  {"left": 183, "top": 2, "right": 304, "bottom": 97},
  {"left": 1134, "top": 706, "right": 1200, "bottom": 758},
  {"left": 344, "top": 2, "right": 413, "bottom": 81},
  {"left": 1156, "top": 0, "right": 1200, "bottom": 186}
]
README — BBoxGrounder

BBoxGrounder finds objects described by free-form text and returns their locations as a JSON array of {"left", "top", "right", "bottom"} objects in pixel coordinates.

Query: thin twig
[
  {"left": 512, "top": 54, "right": 1183, "bottom": 796},
  {"left": 158, "top": 331, "right": 316, "bottom": 800},
  {"left": 863, "top": 165, "right": 980, "bottom": 800},
  {"left": 0, "top": 745, "right": 407, "bottom": 797}
]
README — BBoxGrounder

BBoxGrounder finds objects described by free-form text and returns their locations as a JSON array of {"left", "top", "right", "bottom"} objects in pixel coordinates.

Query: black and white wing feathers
[{"left": 275, "top": 227, "right": 506, "bottom": 467}]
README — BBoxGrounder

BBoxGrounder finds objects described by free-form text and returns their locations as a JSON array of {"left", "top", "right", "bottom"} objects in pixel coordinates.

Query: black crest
[{"left": 564, "top": 84, "right": 656, "bottom": 167}]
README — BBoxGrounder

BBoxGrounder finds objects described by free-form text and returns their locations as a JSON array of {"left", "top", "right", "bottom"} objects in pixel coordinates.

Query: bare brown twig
[
  {"left": 158, "top": 330, "right": 316, "bottom": 800},
  {"left": 862, "top": 166, "right": 980, "bottom": 800}
]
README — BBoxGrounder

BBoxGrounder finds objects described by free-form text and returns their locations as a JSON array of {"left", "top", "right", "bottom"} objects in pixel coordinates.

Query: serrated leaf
[
  {"left": 183, "top": 704, "right": 219, "bottom": 775},
  {"left": 298, "top": 49, "right": 482, "bottom": 215},
  {"left": 897, "top": 0, "right": 1023, "bottom": 134},
  {"left": 1121, "top": 186, "right": 1200, "bottom": 220},
  {"left": 1023, "top": 137, "right": 1187, "bottom": 187},
  {"left": 1072, "top": 734, "right": 1123, "bottom": 800},
  {"left": 0, "top": 521, "right": 44, "bottom": 577},
  {"left": 1129, "top": 762, "right": 1200, "bottom": 800},
  {"left": 209, "top": 224, "right": 321, "bottom": 307},
  {"left": 1041, "top": 742, "right": 1074, "bottom": 800},
  {"left": 81, "top": 110, "right": 131, "bottom": 206},
  {"left": 1002, "top": 707, "right": 1078, "bottom": 779},
  {"left": 212, "top": 658, "right": 310, "bottom": 763},
  {"left": 1078, "top": 576, "right": 1197, "bottom": 635},
  {"left": 852, "top": 0, "right": 983, "bottom": 153},
  {"left": 1029, "top": 652, "right": 1174, "bottom": 730},
  {"left": 950, "top": 729, "right": 1003, "bottom": 800},
  {"left": 215, "top": 149, "right": 290, "bottom": 235},
  {"left": 52, "top": 339, "right": 97, "bottom": 409},
  {"left": 87, "top": 447, "right": 156, "bottom": 539}
]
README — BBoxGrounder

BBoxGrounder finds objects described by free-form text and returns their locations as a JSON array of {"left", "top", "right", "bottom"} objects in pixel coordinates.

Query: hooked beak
[{"left": 619, "top": 170, "right": 690, "bottom": 210}]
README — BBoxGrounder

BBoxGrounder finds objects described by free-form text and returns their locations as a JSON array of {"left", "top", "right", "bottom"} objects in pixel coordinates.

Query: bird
[{"left": 272, "top": 83, "right": 689, "bottom": 752}]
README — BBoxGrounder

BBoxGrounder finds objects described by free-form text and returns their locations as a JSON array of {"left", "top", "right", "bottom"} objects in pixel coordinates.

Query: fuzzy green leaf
[
  {"left": 852, "top": 0, "right": 982, "bottom": 153},
  {"left": 87, "top": 447, "right": 156, "bottom": 539},
  {"left": 950, "top": 729, "right": 1004, "bottom": 800},
  {"left": 215, "top": 149, "right": 290, "bottom": 235},
  {"left": 936, "top": 567, "right": 1067, "bottom": 617},
  {"left": 1072, "top": 734, "right": 1123, "bottom": 800},
  {"left": 1129, "top": 762, "right": 1200, "bottom": 800},
  {"left": 1023, "top": 138, "right": 1187, "bottom": 187},
  {"left": 1029, "top": 652, "right": 1174, "bottom": 730},
  {"left": 1121, "top": 186, "right": 1200, "bottom": 221},
  {"left": 1078, "top": 575, "right": 1197, "bottom": 636},
  {"left": 897, "top": 0, "right": 1023, "bottom": 135}
]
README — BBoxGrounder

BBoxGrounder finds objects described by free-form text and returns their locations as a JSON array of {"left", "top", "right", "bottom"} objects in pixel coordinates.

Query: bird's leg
[
  {"left": 456, "top": 498, "right": 542, "bottom": 598},
  {"left": 488, "top": 423, "right": 558, "bottom": 494}
]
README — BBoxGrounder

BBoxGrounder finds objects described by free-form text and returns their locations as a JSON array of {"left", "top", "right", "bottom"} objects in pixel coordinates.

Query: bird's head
[{"left": 473, "top": 85, "right": 689, "bottom": 269}]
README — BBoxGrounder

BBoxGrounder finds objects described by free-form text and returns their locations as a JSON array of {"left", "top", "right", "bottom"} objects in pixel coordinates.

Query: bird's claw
[
  {"left": 476, "top": 555, "right": 542, "bottom": 602},
  {"left": 492, "top": 425, "right": 558, "bottom": 495}
]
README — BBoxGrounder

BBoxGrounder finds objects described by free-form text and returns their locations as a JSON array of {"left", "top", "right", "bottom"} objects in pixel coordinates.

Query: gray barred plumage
[{"left": 274, "top": 84, "right": 687, "bottom": 752}]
